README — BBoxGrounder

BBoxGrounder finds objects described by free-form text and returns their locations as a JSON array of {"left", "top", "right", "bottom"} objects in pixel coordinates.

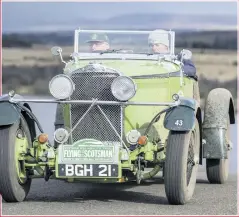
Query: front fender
[
  {"left": 163, "top": 97, "right": 197, "bottom": 131},
  {"left": 0, "top": 95, "right": 37, "bottom": 142},
  {"left": 0, "top": 94, "right": 21, "bottom": 126}
]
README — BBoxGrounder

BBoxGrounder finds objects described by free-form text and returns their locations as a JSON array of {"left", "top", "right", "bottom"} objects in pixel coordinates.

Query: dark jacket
[{"left": 183, "top": 59, "right": 197, "bottom": 80}]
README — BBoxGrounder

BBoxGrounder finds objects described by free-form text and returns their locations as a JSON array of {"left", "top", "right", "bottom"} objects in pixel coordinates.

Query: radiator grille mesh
[{"left": 69, "top": 64, "right": 122, "bottom": 143}]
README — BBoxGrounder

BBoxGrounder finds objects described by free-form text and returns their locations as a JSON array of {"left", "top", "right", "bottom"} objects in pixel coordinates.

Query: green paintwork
[
  {"left": 15, "top": 135, "right": 28, "bottom": 183},
  {"left": 130, "top": 141, "right": 158, "bottom": 161},
  {"left": 32, "top": 140, "right": 55, "bottom": 167},
  {"left": 63, "top": 59, "right": 181, "bottom": 76}
]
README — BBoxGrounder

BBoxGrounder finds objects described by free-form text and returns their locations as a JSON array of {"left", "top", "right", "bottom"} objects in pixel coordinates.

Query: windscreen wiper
[
  {"left": 100, "top": 49, "right": 122, "bottom": 54},
  {"left": 146, "top": 52, "right": 164, "bottom": 56}
]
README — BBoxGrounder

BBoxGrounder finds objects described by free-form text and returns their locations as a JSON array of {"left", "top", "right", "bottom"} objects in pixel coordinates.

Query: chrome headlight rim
[
  {"left": 111, "top": 75, "right": 137, "bottom": 101},
  {"left": 49, "top": 74, "right": 75, "bottom": 100}
]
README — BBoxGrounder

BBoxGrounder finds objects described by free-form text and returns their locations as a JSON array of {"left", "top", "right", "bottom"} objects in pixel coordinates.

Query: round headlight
[
  {"left": 54, "top": 128, "right": 69, "bottom": 144},
  {"left": 49, "top": 74, "right": 75, "bottom": 100},
  {"left": 126, "top": 130, "right": 141, "bottom": 145},
  {"left": 111, "top": 76, "right": 136, "bottom": 101}
]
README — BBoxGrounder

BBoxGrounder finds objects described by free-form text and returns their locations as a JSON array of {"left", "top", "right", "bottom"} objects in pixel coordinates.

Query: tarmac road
[
  {"left": 1, "top": 99, "right": 238, "bottom": 215},
  {"left": 2, "top": 172, "right": 238, "bottom": 215}
]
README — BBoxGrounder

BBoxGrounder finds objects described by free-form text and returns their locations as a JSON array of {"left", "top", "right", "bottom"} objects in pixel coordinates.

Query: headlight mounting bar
[{"left": 10, "top": 98, "right": 180, "bottom": 107}]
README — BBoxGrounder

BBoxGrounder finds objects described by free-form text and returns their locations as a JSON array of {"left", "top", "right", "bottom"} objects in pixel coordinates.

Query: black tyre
[
  {"left": 164, "top": 118, "right": 200, "bottom": 205},
  {"left": 206, "top": 116, "right": 230, "bottom": 184},
  {"left": 0, "top": 115, "right": 32, "bottom": 202}
]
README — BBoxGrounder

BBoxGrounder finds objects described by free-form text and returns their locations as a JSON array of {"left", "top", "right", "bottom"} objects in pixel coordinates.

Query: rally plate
[
  {"left": 58, "top": 139, "right": 120, "bottom": 165},
  {"left": 58, "top": 164, "right": 119, "bottom": 177}
]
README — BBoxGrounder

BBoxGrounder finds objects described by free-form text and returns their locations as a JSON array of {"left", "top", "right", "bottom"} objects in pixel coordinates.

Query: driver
[
  {"left": 86, "top": 33, "right": 110, "bottom": 52},
  {"left": 148, "top": 29, "right": 197, "bottom": 79}
]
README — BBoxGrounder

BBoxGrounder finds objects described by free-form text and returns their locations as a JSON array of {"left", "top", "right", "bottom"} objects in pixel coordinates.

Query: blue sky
[{"left": 2, "top": 1, "right": 238, "bottom": 32}]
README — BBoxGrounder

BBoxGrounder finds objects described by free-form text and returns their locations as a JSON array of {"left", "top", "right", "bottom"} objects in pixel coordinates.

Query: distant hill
[
  {"left": 3, "top": 29, "right": 237, "bottom": 51},
  {"left": 2, "top": 12, "right": 237, "bottom": 50},
  {"left": 3, "top": 13, "right": 237, "bottom": 33}
]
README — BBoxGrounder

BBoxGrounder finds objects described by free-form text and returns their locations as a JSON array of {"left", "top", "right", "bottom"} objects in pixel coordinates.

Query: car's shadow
[
  {"left": 1, "top": 177, "right": 210, "bottom": 205},
  {"left": 24, "top": 178, "right": 169, "bottom": 205}
]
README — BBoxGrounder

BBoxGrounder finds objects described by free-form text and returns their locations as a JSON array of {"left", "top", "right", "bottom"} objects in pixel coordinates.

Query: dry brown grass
[
  {"left": 2, "top": 46, "right": 74, "bottom": 67},
  {"left": 2, "top": 46, "right": 237, "bottom": 81},
  {"left": 192, "top": 51, "right": 237, "bottom": 81}
]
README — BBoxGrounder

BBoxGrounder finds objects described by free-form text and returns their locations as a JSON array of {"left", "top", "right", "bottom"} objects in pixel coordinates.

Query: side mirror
[
  {"left": 70, "top": 52, "right": 79, "bottom": 61},
  {"left": 8, "top": 90, "right": 16, "bottom": 98},
  {"left": 180, "top": 49, "right": 192, "bottom": 60},
  {"left": 51, "top": 46, "right": 66, "bottom": 64},
  {"left": 51, "top": 46, "right": 62, "bottom": 56}
]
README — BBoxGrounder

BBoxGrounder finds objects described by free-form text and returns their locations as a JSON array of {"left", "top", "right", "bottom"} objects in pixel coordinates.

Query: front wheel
[
  {"left": 0, "top": 115, "right": 32, "bottom": 202},
  {"left": 164, "top": 118, "right": 200, "bottom": 205}
]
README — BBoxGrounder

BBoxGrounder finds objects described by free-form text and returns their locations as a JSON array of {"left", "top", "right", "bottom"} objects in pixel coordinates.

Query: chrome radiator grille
[{"left": 69, "top": 65, "right": 122, "bottom": 143}]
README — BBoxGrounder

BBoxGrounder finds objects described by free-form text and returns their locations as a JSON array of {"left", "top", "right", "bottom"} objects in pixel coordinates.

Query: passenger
[{"left": 148, "top": 29, "right": 197, "bottom": 79}]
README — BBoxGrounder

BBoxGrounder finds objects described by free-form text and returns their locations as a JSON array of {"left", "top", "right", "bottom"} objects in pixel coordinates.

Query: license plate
[{"left": 58, "top": 164, "right": 119, "bottom": 177}]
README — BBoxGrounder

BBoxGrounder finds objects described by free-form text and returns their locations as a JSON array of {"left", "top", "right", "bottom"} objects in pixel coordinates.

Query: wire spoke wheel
[
  {"left": 187, "top": 137, "right": 195, "bottom": 186},
  {"left": 15, "top": 128, "right": 29, "bottom": 185}
]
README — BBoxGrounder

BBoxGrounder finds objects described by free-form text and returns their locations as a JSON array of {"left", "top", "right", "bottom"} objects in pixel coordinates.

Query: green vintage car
[{"left": 0, "top": 29, "right": 235, "bottom": 205}]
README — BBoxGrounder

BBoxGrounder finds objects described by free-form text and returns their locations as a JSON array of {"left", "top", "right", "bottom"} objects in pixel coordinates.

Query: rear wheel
[
  {"left": 164, "top": 118, "right": 200, "bottom": 205},
  {"left": 0, "top": 115, "right": 32, "bottom": 202},
  {"left": 206, "top": 116, "right": 230, "bottom": 184}
]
